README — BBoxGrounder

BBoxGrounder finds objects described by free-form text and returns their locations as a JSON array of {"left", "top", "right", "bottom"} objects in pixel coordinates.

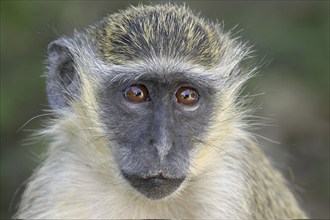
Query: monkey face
[
  {"left": 99, "top": 71, "right": 215, "bottom": 200},
  {"left": 44, "top": 3, "right": 244, "bottom": 201},
  {"left": 43, "top": 3, "right": 251, "bottom": 209}
]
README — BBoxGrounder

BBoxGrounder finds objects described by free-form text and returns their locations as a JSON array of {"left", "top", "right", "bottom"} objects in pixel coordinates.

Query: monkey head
[{"left": 45, "top": 4, "right": 250, "bottom": 200}]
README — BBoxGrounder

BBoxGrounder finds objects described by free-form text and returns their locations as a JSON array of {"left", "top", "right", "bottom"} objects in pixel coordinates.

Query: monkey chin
[{"left": 121, "top": 171, "right": 186, "bottom": 200}]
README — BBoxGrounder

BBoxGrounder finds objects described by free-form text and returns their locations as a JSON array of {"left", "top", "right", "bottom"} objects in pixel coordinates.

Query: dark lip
[{"left": 121, "top": 170, "right": 186, "bottom": 200}]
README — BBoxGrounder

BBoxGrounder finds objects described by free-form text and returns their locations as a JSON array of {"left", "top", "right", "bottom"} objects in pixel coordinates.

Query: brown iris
[
  {"left": 125, "top": 84, "right": 149, "bottom": 102},
  {"left": 175, "top": 87, "right": 199, "bottom": 105}
]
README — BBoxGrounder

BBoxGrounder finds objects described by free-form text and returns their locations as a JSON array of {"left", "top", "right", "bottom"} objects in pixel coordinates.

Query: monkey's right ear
[{"left": 46, "top": 39, "right": 79, "bottom": 110}]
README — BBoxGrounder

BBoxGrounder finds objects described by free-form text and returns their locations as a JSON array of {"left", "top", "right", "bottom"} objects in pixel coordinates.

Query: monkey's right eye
[{"left": 124, "top": 84, "right": 150, "bottom": 102}]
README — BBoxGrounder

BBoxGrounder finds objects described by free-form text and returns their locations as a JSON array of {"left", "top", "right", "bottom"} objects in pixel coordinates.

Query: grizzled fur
[
  {"left": 93, "top": 5, "right": 222, "bottom": 67},
  {"left": 16, "top": 4, "right": 307, "bottom": 219}
]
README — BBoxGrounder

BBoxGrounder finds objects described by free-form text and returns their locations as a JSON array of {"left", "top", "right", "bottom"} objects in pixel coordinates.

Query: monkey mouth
[{"left": 121, "top": 171, "right": 185, "bottom": 200}]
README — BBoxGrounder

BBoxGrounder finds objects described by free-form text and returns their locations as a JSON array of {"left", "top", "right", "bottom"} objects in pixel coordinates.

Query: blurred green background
[{"left": 1, "top": 1, "right": 329, "bottom": 219}]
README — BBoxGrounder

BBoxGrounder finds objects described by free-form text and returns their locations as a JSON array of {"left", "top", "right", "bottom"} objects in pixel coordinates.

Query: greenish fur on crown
[{"left": 92, "top": 4, "right": 223, "bottom": 68}]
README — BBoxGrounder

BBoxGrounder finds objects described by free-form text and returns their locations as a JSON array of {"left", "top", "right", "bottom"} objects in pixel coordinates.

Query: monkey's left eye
[
  {"left": 124, "top": 84, "right": 150, "bottom": 102},
  {"left": 175, "top": 86, "right": 199, "bottom": 105}
]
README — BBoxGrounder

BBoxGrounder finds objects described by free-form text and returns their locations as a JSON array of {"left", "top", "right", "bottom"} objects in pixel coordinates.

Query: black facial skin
[{"left": 99, "top": 72, "right": 215, "bottom": 200}]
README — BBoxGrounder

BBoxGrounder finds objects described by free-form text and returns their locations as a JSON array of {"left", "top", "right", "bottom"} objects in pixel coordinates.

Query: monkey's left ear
[{"left": 46, "top": 39, "right": 80, "bottom": 110}]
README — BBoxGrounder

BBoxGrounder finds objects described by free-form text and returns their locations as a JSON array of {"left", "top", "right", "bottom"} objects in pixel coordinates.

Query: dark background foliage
[{"left": 1, "top": 1, "right": 329, "bottom": 219}]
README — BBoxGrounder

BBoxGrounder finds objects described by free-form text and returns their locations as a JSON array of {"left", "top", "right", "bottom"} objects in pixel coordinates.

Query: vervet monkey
[{"left": 16, "top": 4, "right": 307, "bottom": 219}]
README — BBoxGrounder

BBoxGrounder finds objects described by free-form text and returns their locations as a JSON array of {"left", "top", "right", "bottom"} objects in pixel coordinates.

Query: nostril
[{"left": 148, "top": 139, "right": 156, "bottom": 146}]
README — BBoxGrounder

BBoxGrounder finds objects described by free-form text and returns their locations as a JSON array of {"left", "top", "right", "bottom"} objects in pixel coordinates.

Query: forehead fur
[{"left": 92, "top": 4, "right": 223, "bottom": 68}]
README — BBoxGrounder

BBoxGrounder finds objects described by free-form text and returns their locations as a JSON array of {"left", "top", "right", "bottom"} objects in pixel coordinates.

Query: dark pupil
[
  {"left": 182, "top": 90, "right": 194, "bottom": 99},
  {"left": 183, "top": 92, "right": 190, "bottom": 99},
  {"left": 132, "top": 87, "right": 142, "bottom": 96}
]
